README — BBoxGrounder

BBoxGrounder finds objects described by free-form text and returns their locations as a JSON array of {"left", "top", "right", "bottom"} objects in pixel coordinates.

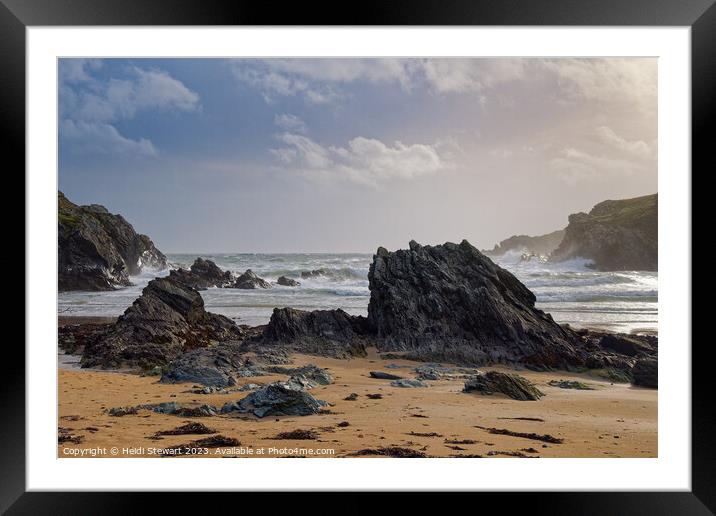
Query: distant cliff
[
  {"left": 58, "top": 192, "right": 167, "bottom": 291},
  {"left": 484, "top": 229, "right": 565, "bottom": 257},
  {"left": 550, "top": 194, "right": 657, "bottom": 271}
]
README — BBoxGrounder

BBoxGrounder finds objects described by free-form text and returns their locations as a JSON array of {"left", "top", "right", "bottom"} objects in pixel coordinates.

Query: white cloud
[
  {"left": 542, "top": 58, "right": 657, "bottom": 112},
  {"left": 60, "top": 119, "right": 157, "bottom": 157},
  {"left": 271, "top": 132, "right": 447, "bottom": 187},
  {"left": 274, "top": 113, "right": 307, "bottom": 133},
  {"left": 420, "top": 59, "right": 527, "bottom": 93},
  {"left": 595, "top": 126, "right": 652, "bottom": 158},
  {"left": 549, "top": 147, "right": 644, "bottom": 185},
  {"left": 59, "top": 61, "right": 200, "bottom": 155}
]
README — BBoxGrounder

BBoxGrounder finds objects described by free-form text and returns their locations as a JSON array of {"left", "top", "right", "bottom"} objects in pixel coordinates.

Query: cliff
[
  {"left": 58, "top": 191, "right": 167, "bottom": 291},
  {"left": 550, "top": 194, "right": 657, "bottom": 271}
]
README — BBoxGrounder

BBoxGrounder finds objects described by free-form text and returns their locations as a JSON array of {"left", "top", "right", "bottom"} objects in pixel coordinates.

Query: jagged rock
[
  {"left": 370, "top": 371, "right": 403, "bottom": 380},
  {"left": 258, "top": 307, "right": 369, "bottom": 358},
  {"left": 631, "top": 357, "right": 658, "bottom": 388},
  {"left": 58, "top": 191, "right": 166, "bottom": 291},
  {"left": 142, "top": 402, "right": 218, "bottom": 417},
  {"left": 599, "top": 334, "right": 654, "bottom": 357},
  {"left": 233, "top": 269, "right": 271, "bottom": 289},
  {"left": 80, "top": 276, "right": 244, "bottom": 369},
  {"left": 551, "top": 194, "right": 657, "bottom": 271},
  {"left": 463, "top": 371, "right": 544, "bottom": 401},
  {"left": 169, "top": 258, "right": 234, "bottom": 290},
  {"left": 367, "top": 240, "right": 582, "bottom": 369},
  {"left": 268, "top": 364, "right": 333, "bottom": 387},
  {"left": 160, "top": 342, "right": 246, "bottom": 387},
  {"left": 277, "top": 276, "right": 301, "bottom": 287},
  {"left": 221, "top": 382, "right": 326, "bottom": 418},
  {"left": 301, "top": 269, "right": 328, "bottom": 279},
  {"left": 390, "top": 379, "right": 428, "bottom": 388}
]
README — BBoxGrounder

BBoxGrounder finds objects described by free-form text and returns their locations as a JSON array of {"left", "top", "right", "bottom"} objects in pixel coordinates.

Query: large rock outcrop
[
  {"left": 169, "top": 258, "right": 234, "bottom": 290},
  {"left": 485, "top": 229, "right": 565, "bottom": 257},
  {"left": 81, "top": 276, "right": 243, "bottom": 369},
  {"left": 258, "top": 307, "right": 369, "bottom": 358},
  {"left": 233, "top": 269, "right": 271, "bottom": 289},
  {"left": 59, "top": 191, "right": 167, "bottom": 291},
  {"left": 550, "top": 194, "right": 657, "bottom": 271},
  {"left": 367, "top": 240, "right": 582, "bottom": 369}
]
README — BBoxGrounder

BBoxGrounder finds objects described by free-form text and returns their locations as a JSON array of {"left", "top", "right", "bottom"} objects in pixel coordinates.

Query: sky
[{"left": 58, "top": 58, "right": 657, "bottom": 253}]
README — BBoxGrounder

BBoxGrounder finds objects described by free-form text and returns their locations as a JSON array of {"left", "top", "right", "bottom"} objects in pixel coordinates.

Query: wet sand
[{"left": 58, "top": 348, "right": 657, "bottom": 458}]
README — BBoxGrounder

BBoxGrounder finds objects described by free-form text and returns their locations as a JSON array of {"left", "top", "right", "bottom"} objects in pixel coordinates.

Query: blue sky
[{"left": 59, "top": 58, "right": 657, "bottom": 253}]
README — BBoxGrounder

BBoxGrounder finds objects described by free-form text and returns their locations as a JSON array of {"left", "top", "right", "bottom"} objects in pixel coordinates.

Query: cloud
[
  {"left": 271, "top": 133, "right": 448, "bottom": 186},
  {"left": 420, "top": 59, "right": 527, "bottom": 93},
  {"left": 542, "top": 58, "right": 657, "bottom": 112},
  {"left": 549, "top": 147, "right": 645, "bottom": 185},
  {"left": 60, "top": 119, "right": 157, "bottom": 157},
  {"left": 59, "top": 60, "right": 200, "bottom": 156},
  {"left": 274, "top": 113, "right": 307, "bottom": 133},
  {"left": 595, "top": 126, "right": 652, "bottom": 158}
]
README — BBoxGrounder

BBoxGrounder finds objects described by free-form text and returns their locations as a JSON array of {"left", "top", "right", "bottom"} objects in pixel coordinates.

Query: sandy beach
[{"left": 58, "top": 346, "right": 657, "bottom": 458}]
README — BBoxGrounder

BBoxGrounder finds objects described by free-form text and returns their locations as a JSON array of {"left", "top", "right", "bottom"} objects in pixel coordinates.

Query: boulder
[
  {"left": 367, "top": 240, "right": 582, "bottom": 369},
  {"left": 277, "top": 275, "right": 301, "bottom": 287},
  {"left": 631, "top": 357, "right": 658, "bottom": 388},
  {"left": 600, "top": 334, "right": 654, "bottom": 357},
  {"left": 81, "top": 276, "right": 244, "bottom": 369},
  {"left": 169, "top": 258, "right": 234, "bottom": 290},
  {"left": 58, "top": 191, "right": 167, "bottom": 291},
  {"left": 221, "top": 382, "right": 326, "bottom": 418},
  {"left": 233, "top": 269, "right": 272, "bottom": 289},
  {"left": 463, "top": 371, "right": 544, "bottom": 401},
  {"left": 390, "top": 379, "right": 428, "bottom": 388},
  {"left": 370, "top": 371, "right": 403, "bottom": 380},
  {"left": 160, "top": 342, "right": 246, "bottom": 387},
  {"left": 259, "top": 307, "right": 369, "bottom": 358}
]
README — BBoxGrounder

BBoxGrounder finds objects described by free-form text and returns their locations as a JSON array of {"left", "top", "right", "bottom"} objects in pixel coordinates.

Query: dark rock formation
[
  {"left": 485, "top": 229, "right": 565, "bottom": 257},
  {"left": 463, "top": 371, "right": 544, "bottom": 401},
  {"left": 221, "top": 382, "right": 326, "bottom": 418},
  {"left": 369, "top": 371, "right": 403, "bottom": 380},
  {"left": 390, "top": 379, "right": 428, "bottom": 388},
  {"left": 58, "top": 322, "right": 113, "bottom": 355},
  {"left": 169, "top": 258, "right": 234, "bottom": 290},
  {"left": 550, "top": 194, "right": 657, "bottom": 271},
  {"left": 599, "top": 334, "right": 654, "bottom": 357},
  {"left": 233, "top": 269, "right": 271, "bottom": 289},
  {"left": 81, "top": 276, "right": 243, "bottom": 369},
  {"left": 277, "top": 276, "right": 301, "bottom": 287},
  {"left": 367, "top": 240, "right": 582, "bottom": 369},
  {"left": 160, "top": 342, "right": 246, "bottom": 387},
  {"left": 258, "top": 307, "right": 369, "bottom": 358},
  {"left": 631, "top": 357, "right": 658, "bottom": 388},
  {"left": 58, "top": 191, "right": 167, "bottom": 291}
]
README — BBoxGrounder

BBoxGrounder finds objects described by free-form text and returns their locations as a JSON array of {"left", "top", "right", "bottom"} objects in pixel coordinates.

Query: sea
[{"left": 58, "top": 251, "right": 658, "bottom": 334}]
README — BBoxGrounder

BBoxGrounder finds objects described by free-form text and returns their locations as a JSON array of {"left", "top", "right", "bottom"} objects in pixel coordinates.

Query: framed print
[{"left": 4, "top": 0, "right": 713, "bottom": 512}]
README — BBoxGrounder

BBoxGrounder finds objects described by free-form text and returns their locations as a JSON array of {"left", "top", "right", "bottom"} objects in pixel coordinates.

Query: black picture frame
[{"left": 3, "top": 0, "right": 712, "bottom": 512}]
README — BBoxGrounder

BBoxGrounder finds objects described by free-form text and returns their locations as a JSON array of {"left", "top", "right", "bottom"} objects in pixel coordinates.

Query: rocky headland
[
  {"left": 59, "top": 192, "right": 167, "bottom": 291},
  {"left": 484, "top": 229, "right": 565, "bottom": 258},
  {"left": 550, "top": 193, "right": 657, "bottom": 271}
]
